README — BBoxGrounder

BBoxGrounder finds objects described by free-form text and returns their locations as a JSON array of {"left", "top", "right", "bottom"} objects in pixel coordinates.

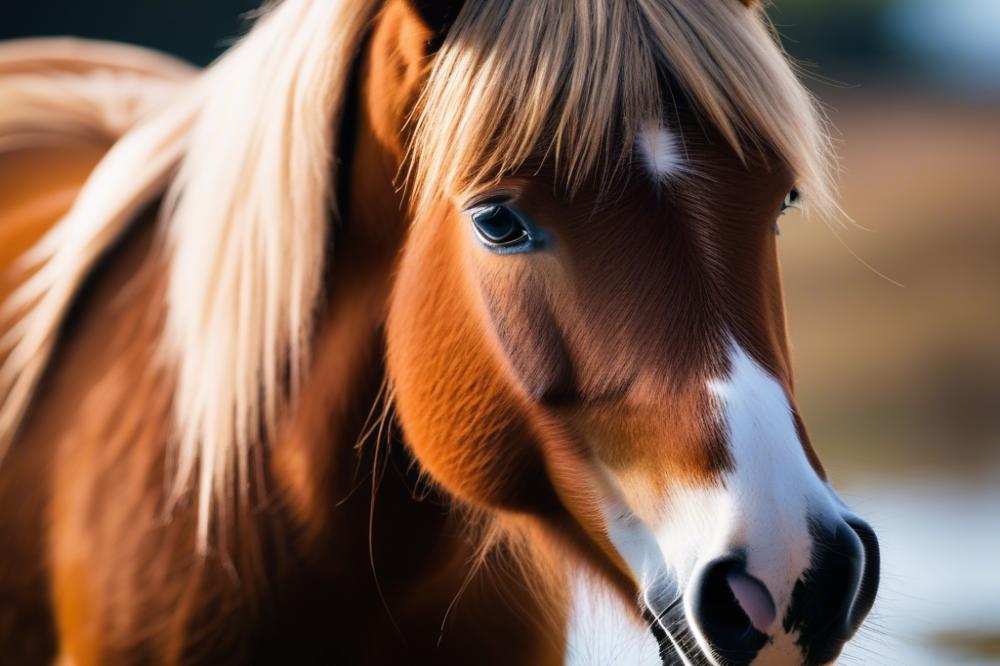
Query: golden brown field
[
  {"left": 780, "top": 93, "right": 1000, "bottom": 482},
  {"left": 780, "top": 93, "right": 1000, "bottom": 664}
]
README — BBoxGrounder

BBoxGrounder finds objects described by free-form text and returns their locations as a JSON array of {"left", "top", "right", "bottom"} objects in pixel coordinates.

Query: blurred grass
[
  {"left": 780, "top": 93, "right": 1000, "bottom": 482},
  {"left": 931, "top": 630, "right": 1000, "bottom": 660}
]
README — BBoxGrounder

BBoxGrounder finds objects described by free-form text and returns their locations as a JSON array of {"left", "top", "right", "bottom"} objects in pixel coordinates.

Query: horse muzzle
[{"left": 658, "top": 516, "right": 880, "bottom": 666}]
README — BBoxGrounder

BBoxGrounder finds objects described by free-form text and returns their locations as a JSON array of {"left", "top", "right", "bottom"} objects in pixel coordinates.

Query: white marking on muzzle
[
  {"left": 703, "top": 341, "right": 837, "bottom": 612},
  {"left": 582, "top": 340, "right": 845, "bottom": 665}
]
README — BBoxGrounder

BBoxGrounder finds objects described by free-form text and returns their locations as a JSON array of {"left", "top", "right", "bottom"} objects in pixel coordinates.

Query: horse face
[{"left": 386, "top": 83, "right": 877, "bottom": 666}]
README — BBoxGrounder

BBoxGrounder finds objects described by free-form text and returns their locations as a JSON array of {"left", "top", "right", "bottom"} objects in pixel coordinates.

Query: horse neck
[{"left": 274, "top": 2, "right": 450, "bottom": 559}]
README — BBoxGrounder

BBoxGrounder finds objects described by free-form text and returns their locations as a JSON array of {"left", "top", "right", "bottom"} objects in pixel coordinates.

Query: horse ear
[{"left": 407, "top": 1, "right": 464, "bottom": 38}]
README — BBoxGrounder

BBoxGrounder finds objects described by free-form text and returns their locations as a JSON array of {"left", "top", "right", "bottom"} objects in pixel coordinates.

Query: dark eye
[
  {"left": 470, "top": 204, "right": 541, "bottom": 253},
  {"left": 780, "top": 188, "right": 801, "bottom": 214}
]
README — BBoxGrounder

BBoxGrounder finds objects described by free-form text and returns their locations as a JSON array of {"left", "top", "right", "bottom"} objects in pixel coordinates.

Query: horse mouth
[
  {"left": 642, "top": 597, "right": 704, "bottom": 666},
  {"left": 643, "top": 593, "right": 767, "bottom": 666}
]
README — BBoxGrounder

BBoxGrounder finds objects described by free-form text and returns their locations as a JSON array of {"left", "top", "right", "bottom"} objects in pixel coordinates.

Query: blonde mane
[
  {"left": 0, "top": 39, "right": 194, "bottom": 151},
  {"left": 0, "top": 0, "right": 382, "bottom": 545},
  {"left": 0, "top": 38, "right": 196, "bottom": 465},
  {"left": 0, "top": 0, "right": 835, "bottom": 547}
]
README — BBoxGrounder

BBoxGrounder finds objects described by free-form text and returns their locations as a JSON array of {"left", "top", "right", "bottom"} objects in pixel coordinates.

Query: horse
[{"left": 0, "top": 1, "right": 880, "bottom": 664}]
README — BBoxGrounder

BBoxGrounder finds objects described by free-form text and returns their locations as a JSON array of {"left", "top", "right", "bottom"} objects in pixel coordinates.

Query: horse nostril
[
  {"left": 727, "top": 568, "right": 777, "bottom": 633},
  {"left": 690, "top": 556, "right": 772, "bottom": 666},
  {"left": 785, "top": 518, "right": 880, "bottom": 665}
]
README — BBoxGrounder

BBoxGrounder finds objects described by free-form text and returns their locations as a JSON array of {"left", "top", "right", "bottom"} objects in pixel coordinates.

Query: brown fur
[
  {"left": 0, "top": 143, "right": 107, "bottom": 303},
  {"left": 0, "top": 135, "right": 108, "bottom": 666}
]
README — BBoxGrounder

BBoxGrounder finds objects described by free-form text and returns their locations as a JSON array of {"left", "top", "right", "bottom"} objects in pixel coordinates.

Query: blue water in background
[
  {"left": 887, "top": 0, "right": 1000, "bottom": 92},
  {"left": 839, "top": 477, "right": 1000, "bottom": 665}
]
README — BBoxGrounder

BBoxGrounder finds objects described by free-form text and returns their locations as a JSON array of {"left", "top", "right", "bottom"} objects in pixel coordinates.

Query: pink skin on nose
[{"left": 726, "top": 570, "right": 777, "bottom": 633}]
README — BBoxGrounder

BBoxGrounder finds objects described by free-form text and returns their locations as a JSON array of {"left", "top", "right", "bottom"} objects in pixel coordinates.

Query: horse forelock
[{"left": 409, "top": 0, "right": 836, "bottom": 217}]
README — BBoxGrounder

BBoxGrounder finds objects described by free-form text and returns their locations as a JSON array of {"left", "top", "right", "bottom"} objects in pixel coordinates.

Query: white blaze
[
  {"left": 698, "top": 342, "right": 836, "bottom": 609},
  {"left": 569, "top": 340, "right": 847, "bottom": 665}
]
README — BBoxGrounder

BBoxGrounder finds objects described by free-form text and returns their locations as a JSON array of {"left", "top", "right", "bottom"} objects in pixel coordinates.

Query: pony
[{"left": 0, "top": 1, "right": 880, "bottom": 664}]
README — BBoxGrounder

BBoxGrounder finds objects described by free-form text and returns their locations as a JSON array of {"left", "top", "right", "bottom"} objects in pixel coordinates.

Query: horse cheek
[{"left": 387, "top": 219, "right": 557, "bottom": 514}]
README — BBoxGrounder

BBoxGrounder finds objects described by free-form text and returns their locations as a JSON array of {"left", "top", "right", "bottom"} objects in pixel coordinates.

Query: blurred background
[
  {"left": 770, "top": 3, "right": 1000, "bottom": 665},
  {"left": 4, "top": 1, "right": 999, "bottom": 664}
]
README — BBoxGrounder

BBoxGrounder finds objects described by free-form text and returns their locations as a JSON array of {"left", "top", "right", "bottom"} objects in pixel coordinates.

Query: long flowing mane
[
  {"left": 0, "top": 0, "right": 834, "bottom": 546},
  {"left": 0, "top": 39, "right": 194, "bottom": 149}
]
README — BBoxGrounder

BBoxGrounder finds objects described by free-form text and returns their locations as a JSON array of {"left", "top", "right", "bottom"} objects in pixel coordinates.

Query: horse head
[{"left": 378, "top": 1, "right": 879, "bottom": 663}]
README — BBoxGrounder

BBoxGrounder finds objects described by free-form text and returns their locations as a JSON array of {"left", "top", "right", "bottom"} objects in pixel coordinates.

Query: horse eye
[
  {"left": 780, "top": 188, "right": 801, "bottom": 215},
  {"left": 470, "top": 204, "right": 534, "bottom": 251}
]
